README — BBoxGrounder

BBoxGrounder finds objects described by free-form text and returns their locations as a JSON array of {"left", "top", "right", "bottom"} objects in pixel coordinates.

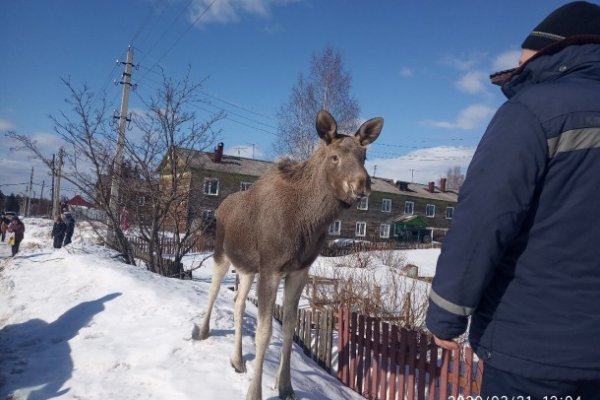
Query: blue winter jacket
[{"left": 426, "top": 42, "right": 600, "bottom": 380}]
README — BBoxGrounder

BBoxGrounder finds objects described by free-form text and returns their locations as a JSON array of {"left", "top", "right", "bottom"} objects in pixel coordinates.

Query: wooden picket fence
[
  {"left": 127, "top": 235, "right": 213, "bottom": 255},
  {"left": 337, "top": 308, "right": 484, "bottom": 400},
  {"left": 247, "top": 297, "right": 336, "bottom": 372},
  {"left": 246, "top": 297, "right": 483, "bottom": 400}
]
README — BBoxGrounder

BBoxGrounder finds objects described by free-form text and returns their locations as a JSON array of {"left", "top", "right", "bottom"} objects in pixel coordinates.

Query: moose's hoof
[
  {"left": 231, "top": 358, "right": 247, "bottom": 373},
  {"left": 191, "top": 324, "right": 209, "bottom": 341}
]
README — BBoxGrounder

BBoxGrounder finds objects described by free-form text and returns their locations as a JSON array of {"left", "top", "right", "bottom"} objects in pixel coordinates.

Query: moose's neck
[{"left": 294, "top": 153, "right": 345, "bottom": 231}]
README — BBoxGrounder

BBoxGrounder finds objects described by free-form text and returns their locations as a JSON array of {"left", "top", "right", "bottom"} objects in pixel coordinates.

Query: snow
[
  {"left": 404, "top": 249, "right": 441, "bottom": 277},
  {"left": 0, "top": 218, "right": 440, "bottom": 400}
]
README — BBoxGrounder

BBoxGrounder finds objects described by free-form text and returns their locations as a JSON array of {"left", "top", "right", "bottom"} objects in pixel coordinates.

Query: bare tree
[
  {"left": 6, "top": 70, "right": 223, "bottom": 275},
  {"left": 446, "top": 165, "right": 465, "bottom": 190},
  {"left": 274, "top": 46, "right": 361, "bottom": 160},
  {"left": 5, "top": 79, "right": 139, "bottom": 262},
  {"left": 130, "top": 68, "right": 223, "bottom": 276}
]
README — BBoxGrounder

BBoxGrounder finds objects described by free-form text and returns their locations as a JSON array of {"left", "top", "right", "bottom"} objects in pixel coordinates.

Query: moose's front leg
[
  {"left": 246, "top": 272, "right": 281, "bottom": 400},
  {"left": 275, "top": 268, "right": 309, "bottom": 400}
]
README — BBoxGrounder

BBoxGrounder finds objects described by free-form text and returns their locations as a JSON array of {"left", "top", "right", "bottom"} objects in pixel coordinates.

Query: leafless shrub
[{"left": 311, "top": 250, "right": 429, "bottom": 329}]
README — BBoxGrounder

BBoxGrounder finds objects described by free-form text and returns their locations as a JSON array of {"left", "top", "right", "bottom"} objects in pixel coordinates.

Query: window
[
  {"left": 426, "top": 204, "right": 436, "bottom": 218},
  {"left": 240, "top": 181, "right": 252, "bottom": 191},
  {"left": 379, "top": 224, "right": 390, "bottom": 239},
  {"left": 328, "top": 220, "right": 341, "bottom": 235},
  {"left": 446, "top": 207, "right": 455, "bottom": 219},
  {"left": 137, "top": 196, "right": 145, "bottom": 206},
  {"left": 203, "top": 178, "right": 219, "bottom": 196},
  {"left": 404, "top": 201, "right": 414, "bottom": 215},
  {"left": 355, "top": 221, "right": 367, "bottom": 237},
  {"left": 357, "top": 196, "right": 369, "bottom": 210},
  {"left": 381, "top": 198, "right": 392, "bottom": 213}
]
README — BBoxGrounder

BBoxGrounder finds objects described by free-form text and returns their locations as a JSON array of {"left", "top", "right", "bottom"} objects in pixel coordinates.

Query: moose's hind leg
[
  {"left": 193, "top": 256, "right": 231, "bottom": 340},
  {"left": 231, "top": 271, "right": 255, "bottom": 373}
]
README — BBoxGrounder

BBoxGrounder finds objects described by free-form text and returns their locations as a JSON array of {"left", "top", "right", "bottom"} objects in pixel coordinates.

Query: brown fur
[{"left": 196, "top": 110, "right": 383, "bottom": 400}]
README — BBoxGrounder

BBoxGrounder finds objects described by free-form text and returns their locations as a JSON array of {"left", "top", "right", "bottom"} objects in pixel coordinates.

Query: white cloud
[
  {"left": 456, "top": 71, "right": 488, "bottom": 95},
  {"left": 492, "top": 49, "right": 521, "bottom": 72},
  {"left": 366, "top": 146, "right": 475, "bottom": 185},
  {"left": 189, "top": 0, "right": 297, "bottom": 25},
  {"left": 423, "top": 104, "right": 495, "bottom": 130},
  {"left": 29, "top": 132, "right": 65, "bottom": 149},
  {"left": 442, "top": 53, "right": 485, "bottom": 72},
  {"left": 0, "top": 118, "right": 15, "bottom": 131},
  {"left": 399, "top": 67, "right": 413, "bottom": 77}
]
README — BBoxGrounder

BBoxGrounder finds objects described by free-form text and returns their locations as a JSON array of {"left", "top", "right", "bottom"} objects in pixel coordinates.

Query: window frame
[
  {"left": 445, "top": 206, "right": 455, "bottom": 220},
  {"left": 328, "top": 220, "right": 342, "bottom": 235},
  {"left": 203, "top": 177, "right": 220, "bottom": 196},
  {"left": 240, "top": 181, "right": 252, "bottom": 191},
  {"left": 379, "top": 223, "right": 390, "bottom": 239},
  {"left": 404, "top": 201, "right": 414, "bottom": 215},
  {"left": 381, "top": 198, "right": 392, "bottom": 213},
  {"left": 357, "top": 196, "right": 369, "bottom": 210},
  {"left": 426, "top": 204, "right": 436, "bottom": 218},
  {"left": 355, "top": 221, "right": 367, "bottom": 237}
]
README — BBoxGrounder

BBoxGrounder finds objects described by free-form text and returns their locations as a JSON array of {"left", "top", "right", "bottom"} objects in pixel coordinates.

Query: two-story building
[{"left": 161, "top": 144, "right": 459, "bottom": 243}]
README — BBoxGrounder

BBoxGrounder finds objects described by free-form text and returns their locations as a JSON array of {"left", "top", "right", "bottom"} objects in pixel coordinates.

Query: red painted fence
[{"left": 337, "top": 308, "right": 484, "bottom": 400}]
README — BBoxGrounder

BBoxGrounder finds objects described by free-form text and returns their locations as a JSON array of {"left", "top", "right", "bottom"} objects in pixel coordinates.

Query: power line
[
  {"left": 151, "top": 0, "right": 218, "bottom": 68},
  {"left": 136, "top": 0, "right": 195, "bottom": 69},
  {"left": 198, "top": 90, "right": 277, "bottom": 121},
  {"left": 129, "top": 6, "right": 158, "bottom": 46},
  {"left": 137, "top": 0, "right": 218, "bottom": 86}
]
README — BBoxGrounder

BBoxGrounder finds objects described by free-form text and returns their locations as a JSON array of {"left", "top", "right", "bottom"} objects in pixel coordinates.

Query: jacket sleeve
[{"left": 426, "top": 100, "right": 547, "bottom": 340}]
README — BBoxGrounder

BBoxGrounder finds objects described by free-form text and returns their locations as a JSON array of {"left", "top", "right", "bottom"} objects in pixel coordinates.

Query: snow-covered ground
[{"left": 0, "top": 218, "right": 440, "bottom": 400}]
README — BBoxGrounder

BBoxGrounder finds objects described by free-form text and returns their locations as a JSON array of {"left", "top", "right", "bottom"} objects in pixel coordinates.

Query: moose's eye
[{"left": 331, "top": 154, "right": 339, "bottom": 163}]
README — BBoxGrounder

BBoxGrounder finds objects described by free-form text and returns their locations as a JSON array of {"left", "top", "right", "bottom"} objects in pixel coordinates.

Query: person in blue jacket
[
  {"left": 63, "top": 212, "right": 75, "bottom": 246},
  {"left": 426, "top": 2, "right": 600, "bottom": 397},
  {"left": 51, "top": 215, "right": 67, "bottom": 249}
]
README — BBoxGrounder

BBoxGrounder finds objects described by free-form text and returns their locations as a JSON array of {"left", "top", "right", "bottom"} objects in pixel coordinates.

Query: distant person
[
  {"left": 7, "top": 216, "right": 25, "bottom": 256},
  {"left": 426, "top": 1, "right": 600, "bottom": 398},
  {"left": 63, "top": 212, "right": 75, "bottom": 246},
  {"left": 0, "top": 213, "right": 10, "bottom": 242},
  {"left": 51, "top": 216, "right": 67, "bottom": 249}
]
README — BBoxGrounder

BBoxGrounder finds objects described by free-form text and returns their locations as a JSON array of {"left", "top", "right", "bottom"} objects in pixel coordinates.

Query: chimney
[
  {"left": 212, "top": 142, "right": 224, "bottom": 163},
  {"left": 440, "top": 177, "right": 447, "bottom": 193},
  {"left": 428, "top": 181, "right": 435, "bottom": 193}
]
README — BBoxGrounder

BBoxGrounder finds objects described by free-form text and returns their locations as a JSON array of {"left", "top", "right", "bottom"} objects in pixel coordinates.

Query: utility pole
[
  {"left": 50, "top": 154, "right": 55, "bottom": 218},
  {"left": 108, "top": 45, "right": 134, "bottom": 237},
  {"left": 26, "top": 167, "right": 34, "bottom": 217},
  {"left": 40, "top": 180, "right": 45, "bottom": 216},
  {"left": 52, "top": 148, "right": 64, "bottom": 218},
  {"left": 410, "top": 169, "right": 416, "bottom": 183}
]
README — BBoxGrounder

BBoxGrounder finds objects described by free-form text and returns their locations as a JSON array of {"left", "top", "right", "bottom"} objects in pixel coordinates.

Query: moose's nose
[{"left": 352, "top": 175, "right": 371, "bottom": 198}]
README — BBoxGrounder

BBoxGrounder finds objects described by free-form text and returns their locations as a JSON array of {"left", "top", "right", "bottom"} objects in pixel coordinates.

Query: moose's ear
[
  {"left": 315, "top": 110, "right": 337, "bottom": 144},
  {"left": 355, "top": 117, "right": 383, "bottom": 146}
]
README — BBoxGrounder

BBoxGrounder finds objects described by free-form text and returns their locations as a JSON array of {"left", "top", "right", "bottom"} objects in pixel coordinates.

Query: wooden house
[{"left": 160, "top": 144, "right": 459, "bottom": 243}]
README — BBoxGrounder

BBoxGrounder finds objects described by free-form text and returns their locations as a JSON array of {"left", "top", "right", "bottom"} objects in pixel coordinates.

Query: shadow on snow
[{"left": 0, "top": 293, "right": 122, "bottom": 400}]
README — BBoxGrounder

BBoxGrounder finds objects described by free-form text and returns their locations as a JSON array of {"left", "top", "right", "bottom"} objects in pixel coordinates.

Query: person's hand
[{"left": 433, "top": 334, "right": 460, "bottom": 350}]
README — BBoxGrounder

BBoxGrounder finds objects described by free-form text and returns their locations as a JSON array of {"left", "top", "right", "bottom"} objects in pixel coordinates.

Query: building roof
[
  {"left": 66, "top": 195, "right": 95, "bottom": 208},
  {"left": 176, "top": 147, "right": 458, "bottom": 203},
  {"left": 371, "top": 177, "right": 458, "bottom": 202},
  {"left": 177, "top": 148, "right": 273, "bottom": 177}
]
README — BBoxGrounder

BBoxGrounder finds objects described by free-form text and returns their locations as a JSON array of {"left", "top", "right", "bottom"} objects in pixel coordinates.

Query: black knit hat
[{"left": 522, "top": 1, "right": 600, "bottom": 50}]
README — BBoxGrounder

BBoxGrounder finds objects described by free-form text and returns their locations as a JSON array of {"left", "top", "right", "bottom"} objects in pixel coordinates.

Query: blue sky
[{"left": 0, "top": 0, "right": 570, "bottom": 199}]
